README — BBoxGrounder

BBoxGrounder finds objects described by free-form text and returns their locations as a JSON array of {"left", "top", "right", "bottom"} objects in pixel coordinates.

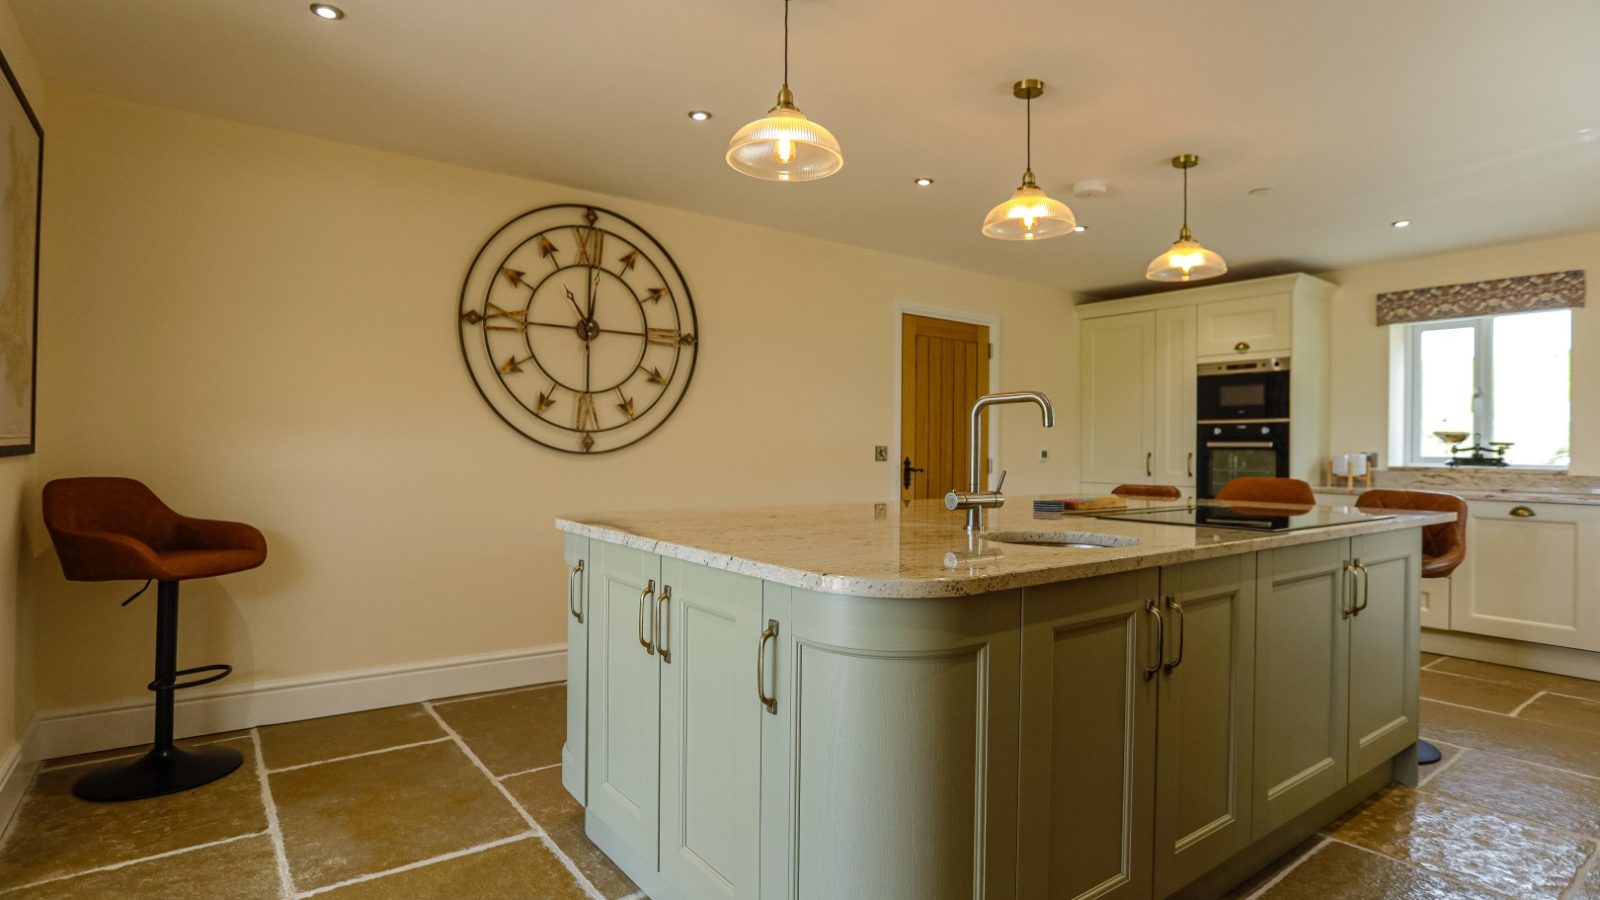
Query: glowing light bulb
[
  {"left": 775, "top": 138, "right": 795, "bottom": 164},
  {"left": 1170, "top": 249, "right": 1205, "bottom": 272}
]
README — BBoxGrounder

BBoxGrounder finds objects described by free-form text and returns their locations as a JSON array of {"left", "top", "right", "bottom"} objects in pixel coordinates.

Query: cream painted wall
[
  {"left": 0, "top": 0, "right": 44, "bottom": 771},
  {"left": 32, "top": 90, "right": 1079, "bottom": 713},
  {"left": 1323, "top": 230, "right": 1600, "bottom": 475}
]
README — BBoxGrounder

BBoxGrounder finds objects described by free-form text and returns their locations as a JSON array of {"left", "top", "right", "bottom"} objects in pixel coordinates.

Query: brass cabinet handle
[
  {"left": 1235, "top": 341, "right": 1250, "bottom": 353},
  {"left": 657, "top": 585, "right": 672, "bottom": 664},
  {"left": 1163, "top": 595, "right": 1185, "bottom": 673},
  {"left": 1186, "top": 451, "right": 1194, "bottom": 478},
  {"left": 1510, "top": 506, "right": 1537, "bottom": 518},
  {"left": 1342, "top": 564, "right": 1357, "bottom": 618},
  {"left": 1144, "top": 598, "right": 1165, "bottom": 681},
  {"left": 1146, "top": 452, "right": 1153, "bottom": 477},
  {"left": 637, "top": 580, "right": 656, "bottom": 655},
  {"left": 756, "top": 619, "right": 779, "bottom": 714},
  {"left": 568, "top": 561, "right": 585, "bottom": 623},
  {"left": 1355, "top": 562, "right": 1371, "bottom": 614}
]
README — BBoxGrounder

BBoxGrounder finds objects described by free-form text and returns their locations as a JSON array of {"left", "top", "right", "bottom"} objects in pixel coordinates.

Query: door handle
[
  {"left": 1144, "top": 598, "right": 1165, "bottom": 681},
  {"left": 1355, "top": 561, "right": 1370, "bottom": 614},
  {"left": 1235, "top": 341, "right": 1250, "bottom": 353},
  {"left": 568, "top": 560, "right": 584, "bottom": 623},
  {"left": 637, "top": 580, "right": 656, "bottom": 654},
  {"left": 1163, "top": 595, "right": 1185, "bottom": 673},
  {"left": 1509, "top": 506, "right": 1536, "bottom": 518},
  {"left": 901, "top": 457, "right": 925, "bottom": 491},
  {"left": 1342, "top": 564, "right": 1356, "bottom": 618},
  {"left": 756, "top": 619, "right": 779, "bottom": 714},
  {"left": 1146, "top": 452, "right": 1153, "bottom": 477},
  {"left": 656, "top": 585, "right": 672, "bottom": 664},
  {"left": 1186, "top": 451, "right": 1194, "bottom": 478}
]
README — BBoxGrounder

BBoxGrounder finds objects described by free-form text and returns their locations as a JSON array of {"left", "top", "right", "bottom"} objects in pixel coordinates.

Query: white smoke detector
[{"left": 1071, "top": 179, "right": 1109, "bottom": 198}]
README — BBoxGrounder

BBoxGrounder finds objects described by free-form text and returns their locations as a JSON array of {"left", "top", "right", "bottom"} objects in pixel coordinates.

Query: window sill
[{"left": 1392, "top": 464, "right": 1571, "bottom": 473}]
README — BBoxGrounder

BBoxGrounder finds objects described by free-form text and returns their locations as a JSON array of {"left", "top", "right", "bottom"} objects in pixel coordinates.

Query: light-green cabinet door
[
  {"left": 1348, "top": 529, "right": 1421, "bottom": 776},
  {"left": 1154, "top": 554, "right": 1256, "bottom": 898},
  {"left": 659, "top": 558, "right": 763, "bottom": 900},
  {"left": 563, "top": 534, "right": 590, "bottom": 805},
  {"left": 1020, "top": 569, "right": 1158, "bottom": 900},
  {"left": 586, "top": 541, "right": 662, "bottom": 868},
  {"left": 1253, "top": 539, "right": 1351, "bottom": 838}
]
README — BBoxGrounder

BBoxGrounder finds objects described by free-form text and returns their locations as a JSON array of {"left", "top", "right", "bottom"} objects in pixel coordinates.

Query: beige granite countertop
[
  {"left": 1316, "top": 485, "right": 1600, "bottom": 506},
  {"left": 555, "top": 498, "right": 1454, "bottom": 599}
]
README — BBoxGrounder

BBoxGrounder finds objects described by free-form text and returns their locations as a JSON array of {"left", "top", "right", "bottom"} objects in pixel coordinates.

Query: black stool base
[
  {"left": 73, "top": 744, "right": 243, "bottom": 802},
  {"left": 1418, "top": 739, "right": 1443, "bottom": 766}
]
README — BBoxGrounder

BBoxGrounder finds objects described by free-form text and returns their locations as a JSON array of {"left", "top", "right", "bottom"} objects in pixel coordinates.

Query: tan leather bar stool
[
  {"left": 42, "top": 477, "right": 267, "bottom": 801},
  {"left": 1215, "top": 477, "right": 1317, "bottom": 506},
  {"left": 1356, "top": 488, "right": 1468, "bottom": 765},
  {"left": 1112, "top": 484, "right": 1183, "bottom": 500}
]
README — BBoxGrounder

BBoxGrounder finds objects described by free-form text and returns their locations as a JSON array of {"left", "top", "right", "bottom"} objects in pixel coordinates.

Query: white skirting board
[
  {"left": 25, "top": 644, "right": 567, "bottom": 762},
  {"left": 1421, "top": 629, "right": 1600, "bottom": 681},
  {"left": 0, "top": 720, "right": 39, "bottom": 840}
]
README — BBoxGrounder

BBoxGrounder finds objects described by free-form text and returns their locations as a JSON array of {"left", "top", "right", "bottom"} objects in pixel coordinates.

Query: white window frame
[{"left": 1401, "top": 310, "right": 1570, "bottom": 469}]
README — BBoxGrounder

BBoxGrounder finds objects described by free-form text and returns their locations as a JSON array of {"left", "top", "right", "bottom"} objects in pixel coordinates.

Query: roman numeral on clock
[
  {"left": 574, "top": 226, "right": 605, "bottom": 267},
  {"left": 574, "top": 392, "right": 599, "bottom": 431},
  {"left": 648, "top": 328, "right": 697, "bottom": 346}
]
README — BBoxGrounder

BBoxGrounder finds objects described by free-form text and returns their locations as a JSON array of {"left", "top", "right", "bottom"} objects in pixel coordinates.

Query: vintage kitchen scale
[{"left": 1433, "top": 431, "right": 1512, "bottom": 467}]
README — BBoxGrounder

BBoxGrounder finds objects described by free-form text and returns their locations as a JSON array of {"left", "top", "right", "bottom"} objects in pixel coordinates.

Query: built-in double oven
[{"left": 1196, "top": 357, "right": 1291, "bottom": 498}]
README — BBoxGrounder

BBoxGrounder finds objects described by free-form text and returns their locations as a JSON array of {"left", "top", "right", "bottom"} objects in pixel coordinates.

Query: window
[{"left": 1404, "top": 309, "right": 1571, "bottom": 467}]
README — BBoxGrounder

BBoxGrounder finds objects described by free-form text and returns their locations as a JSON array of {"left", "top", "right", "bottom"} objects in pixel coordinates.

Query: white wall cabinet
[
  {"left": 1194, "top": 295, "right": 1292, "bottom": 360},
  {"left": 1450, "top": 500, "right": 1600, "bottom": 651},
  {"left": 1081, "top": 313, "right": 1159, "bottom": 487},
  {"left": 1080, "top": 308, "right": 1197, "bottom": 490},
  {"left": 1079, "top": 274, "right": 1334, "bottom": 494}
]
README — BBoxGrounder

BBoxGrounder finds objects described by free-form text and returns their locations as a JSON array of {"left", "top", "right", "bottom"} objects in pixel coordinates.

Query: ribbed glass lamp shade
[
  {"left": 981, "top": 185, "right": 1077, "bottom": 240},
  {"left": 726, "top": 104, "right": 843, "bottom": 182},
  {"left": 1145, "top": 238, "right": 1228, "bottom": 282}
]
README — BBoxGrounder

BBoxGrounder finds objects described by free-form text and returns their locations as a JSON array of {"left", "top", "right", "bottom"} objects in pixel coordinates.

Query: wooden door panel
[{"left": 901, "top": 314, "right": 989, "bottom": 501}]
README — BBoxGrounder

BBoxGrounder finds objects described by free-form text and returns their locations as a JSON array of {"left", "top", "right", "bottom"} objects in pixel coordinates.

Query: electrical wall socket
[
  {"left": 874, "top": 445, "right": 889, "bottom": 462},
  {"left": 1039, "top": 449, "right": 1049, "bottom": 461}
]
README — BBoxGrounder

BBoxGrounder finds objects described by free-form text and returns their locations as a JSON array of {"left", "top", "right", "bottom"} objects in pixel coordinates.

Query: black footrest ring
[{"left": 148, "top": 663, "right": 233, "bottom": 693}]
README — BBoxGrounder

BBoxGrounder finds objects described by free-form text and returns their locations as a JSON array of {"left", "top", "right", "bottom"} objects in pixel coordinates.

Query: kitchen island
[{"left": 555, "top": 499, "right": 1454, "bottom": 900}]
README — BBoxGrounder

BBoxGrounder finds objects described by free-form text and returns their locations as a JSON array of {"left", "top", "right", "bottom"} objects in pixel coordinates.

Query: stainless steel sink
[{"left": 983, "top": 530, "right": 1139, "bottom": 549}]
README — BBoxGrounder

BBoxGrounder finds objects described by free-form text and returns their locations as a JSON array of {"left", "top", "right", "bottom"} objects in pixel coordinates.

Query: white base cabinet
[
  {"left": 1450, "top": 500, "right": 1600, "bottom": 651},
  {"left": 564, "top": 529, "right": 1422, "bottom": 900}
]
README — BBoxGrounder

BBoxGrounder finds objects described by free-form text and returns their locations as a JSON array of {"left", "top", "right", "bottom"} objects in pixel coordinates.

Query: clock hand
[
  {"left": 587, "top": 267, "right": 600, "bottom": 320},
  {"left": 563, "top": 287, "right": 585, "bottom": 321}
]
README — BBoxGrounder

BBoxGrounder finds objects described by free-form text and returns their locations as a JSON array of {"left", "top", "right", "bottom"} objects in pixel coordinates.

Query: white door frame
[{"left": 891, "top": 301, "right": 1003, "bottom": 501}]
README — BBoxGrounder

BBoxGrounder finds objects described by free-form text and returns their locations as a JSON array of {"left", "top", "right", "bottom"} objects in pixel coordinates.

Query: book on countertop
[{"left": 1032, "top": 496, "right": 1128, "bottom": 512}]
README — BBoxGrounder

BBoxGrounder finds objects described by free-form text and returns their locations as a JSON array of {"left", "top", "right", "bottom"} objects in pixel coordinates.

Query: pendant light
[
  {"left": 1146, "top": 154, "right": 1228, "bottom": 282},
  {"left": 726, "top": 0, "right": 843, "bottom": 182},
  {"left": 982, "top": 79, "right": 1076, "bottom": 241}
]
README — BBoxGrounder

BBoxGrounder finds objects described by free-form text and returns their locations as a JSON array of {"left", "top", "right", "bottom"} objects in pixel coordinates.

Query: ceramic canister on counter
[{"left": 1331, "top": 453, "right": 1370, "bottom": 477}]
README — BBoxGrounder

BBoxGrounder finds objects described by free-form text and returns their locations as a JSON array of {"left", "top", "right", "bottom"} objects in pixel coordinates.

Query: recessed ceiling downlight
[
  {"left": 913, "top": 177, "right": 934, "bottom": 187},
  {"left": 687, "top": 110, "right": 713, "bottom": 122},
  {"left": 310, "top": 3, "right": 344, "bottom": 20},
  {"left": 1392, "top": 219, "right": 1412, "bottom": 229}
]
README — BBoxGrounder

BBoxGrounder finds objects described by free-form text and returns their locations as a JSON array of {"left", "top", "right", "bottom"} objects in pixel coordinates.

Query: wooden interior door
[{"left": 901, "top": 314, "right": 989, "bottom": 501}]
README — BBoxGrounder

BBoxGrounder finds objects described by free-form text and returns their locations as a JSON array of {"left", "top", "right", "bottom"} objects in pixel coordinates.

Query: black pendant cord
[
  {"left": 121, "top": 578, "right": 152, "bottom": 607},
  {"left": 782, "top": 0, "right": 790, "bottom": 88}
]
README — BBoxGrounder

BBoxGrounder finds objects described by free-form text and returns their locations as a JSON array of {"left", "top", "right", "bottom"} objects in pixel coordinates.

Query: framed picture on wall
[{"left": 0, "top": 43, "right": 40, "bottom": 457}]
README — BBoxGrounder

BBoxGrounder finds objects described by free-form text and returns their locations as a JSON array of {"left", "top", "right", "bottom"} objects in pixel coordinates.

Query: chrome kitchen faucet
[{"left": 945, "top": 391, "right": 1055, "bottom": 532}]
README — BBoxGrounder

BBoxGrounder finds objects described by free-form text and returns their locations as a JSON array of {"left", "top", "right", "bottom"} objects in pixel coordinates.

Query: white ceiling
[{"left": 16, "top": 0, "right": 1600, "bottom": 297}]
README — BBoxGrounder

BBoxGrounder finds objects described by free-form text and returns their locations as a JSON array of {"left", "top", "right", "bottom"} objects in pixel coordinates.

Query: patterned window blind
[{"left": 1375, "top": 269, "right": 1585, "bottom": 326}]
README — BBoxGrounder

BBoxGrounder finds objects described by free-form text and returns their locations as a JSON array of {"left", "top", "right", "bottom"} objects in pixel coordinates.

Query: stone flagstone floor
[{"left": 2, "top": 656, "right": 1600, "bottom": 898}]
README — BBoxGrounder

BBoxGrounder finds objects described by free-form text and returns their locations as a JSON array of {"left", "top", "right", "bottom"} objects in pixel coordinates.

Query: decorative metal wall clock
[{"left": 459, "top": 205, "right": 698, "bottom": 453}]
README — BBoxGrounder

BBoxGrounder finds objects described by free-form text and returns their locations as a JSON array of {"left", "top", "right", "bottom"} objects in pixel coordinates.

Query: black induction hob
[{"left": 1093, "top": 504, "right": 1392, "bottom": 533}]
